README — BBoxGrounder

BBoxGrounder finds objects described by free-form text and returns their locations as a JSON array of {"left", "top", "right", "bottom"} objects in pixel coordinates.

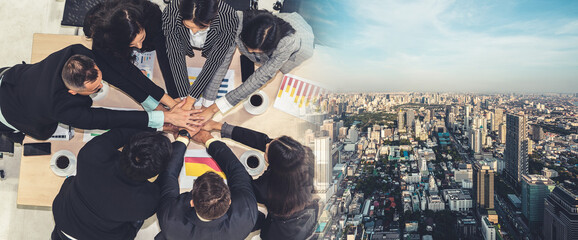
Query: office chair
[{"left": 61, "top": 0, "right": 106, "bottom": 27}]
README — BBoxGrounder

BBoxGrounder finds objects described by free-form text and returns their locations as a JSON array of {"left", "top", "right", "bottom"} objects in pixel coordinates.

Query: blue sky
[{"left": 309, "top": 0, "right": 578, "bottom": 93}]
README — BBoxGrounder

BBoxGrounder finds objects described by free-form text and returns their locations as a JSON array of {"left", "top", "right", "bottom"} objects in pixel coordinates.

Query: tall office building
[
  {"left": 493, "top": 108, "right": 503, "bottom": 132},
  {"left": 498, "top": 123, "right": 507, "bottom": 144},
  {"left": 321, "top": 119, "right": 335, "bottom": 142},
  {"left": 532, "top": 125, "right": 545, "bottom": 142},
  {"left": 424, "top": 109, "right": 431, "bottom": 123},
  {"left": 505, "top": 113, "right": 529, "bottom": 184},
  {"left": 471, "top": 127, "right": 483, "bottom": 154},
  {"left": 313, "top": 132, "right": 332, "bottom": 192},
  {"left": 465, "top": 104, "right": 471, "bottom": 131},
  {"left": 481, "top": 216, "right": 497, "bottom": 240},
  {"left": 475, "top": 164, "right": 495, "bottom": 210},
  {"left": 406, "top": 109, "right": 415, "bottom": 129},
  {"left": 521, "top": 174, "right": 555, "bottom": 229},
  {"left": 347, "top": 126, "right": 359, "bottom": 143},
  {"left": 397, "top": 109, "right": 405, "bottom": 131},
  {"left": 543, "top": 185, "right": 578, "bottom": 240}
]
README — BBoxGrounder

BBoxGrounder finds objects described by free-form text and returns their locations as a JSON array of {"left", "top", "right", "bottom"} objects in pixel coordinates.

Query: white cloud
[
  {"left": 322, "top": 0, "right": 578, "bottom": 93},
  {"left": 555, "top": 20, "right": 578, "bottom": 35}
]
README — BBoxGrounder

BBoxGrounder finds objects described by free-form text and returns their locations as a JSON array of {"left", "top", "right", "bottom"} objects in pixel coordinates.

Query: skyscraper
[
  {"left": 321, "top": 119, "right": 335, "bottom": 142},
  {"left": 313, "top": 132, "right": 332, "bottom": 193},
  {"left": 499, "top": 123, "right": 506, "bottom": 144},
  {"left": 465, "top": 104, "right": 471, "bottom": 131},
  {"left": 521, "top": 174, "right": 555, "bottom": 229},
  {"left": 543, "top": 185, "right": 578, "bottom": 240},
  {"left": 475, "top": 164, "right": 495, "bottom": 210},
  {"left": 493, "top": 108, "right": 503, "bottom": 132},
  {"left": 505, "top": 113, "right": 529, "bottom": 184},
  {"left": 347, "top": 125, "right": 359, "bottom": 143},
  {"left": 397, "top": 109, "right": 405, "bottom": 131},
  {"left": 532, "top": 125, "right": 545, "bottom": 142},
  {"left": 406, "top": 109, "right": 415, "bottom": 129}
]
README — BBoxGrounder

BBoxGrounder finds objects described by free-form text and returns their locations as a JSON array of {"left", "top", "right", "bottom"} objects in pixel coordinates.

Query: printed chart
[
  {"left": 133, "top": 51, "right": 156, "bottom": 80},
  {"left": 273, "top": 74, "right": 329, "bottom": 123}
]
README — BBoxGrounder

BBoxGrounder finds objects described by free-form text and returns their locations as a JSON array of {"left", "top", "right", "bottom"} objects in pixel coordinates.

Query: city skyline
[{"left": 312, "top": 0, "right": 578, "bottom": 94}]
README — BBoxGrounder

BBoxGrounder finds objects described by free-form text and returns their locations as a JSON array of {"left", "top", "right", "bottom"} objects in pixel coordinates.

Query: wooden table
[{"left": 17, "top": 33, "right": 315, "bottom": 207}]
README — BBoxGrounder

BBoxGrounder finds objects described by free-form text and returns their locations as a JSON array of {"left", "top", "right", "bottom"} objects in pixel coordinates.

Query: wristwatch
[{"left": 178, "top": 129, "right": 191, "bottom": 140}]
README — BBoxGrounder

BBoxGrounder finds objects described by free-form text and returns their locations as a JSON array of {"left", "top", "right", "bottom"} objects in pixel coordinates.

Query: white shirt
[{"left": 189, "top": 27, "right": 210, "bottom": 48}]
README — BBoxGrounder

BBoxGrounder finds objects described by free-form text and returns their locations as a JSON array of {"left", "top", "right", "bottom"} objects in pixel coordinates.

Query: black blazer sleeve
[
  {"left": 207, "top": 141, "right": 258, "bottom": 231},
  {"left": 93, "top": 49, "right": 165, "bottom": 103},
  {"left": 53, "top": 93, "right": 151, "bottom": 130},
  {"left": 226, "top": 125, "right": 273, "bottom": 152},
  {"left": 157, "top": 141, "right": 188, "bottom": 215}
]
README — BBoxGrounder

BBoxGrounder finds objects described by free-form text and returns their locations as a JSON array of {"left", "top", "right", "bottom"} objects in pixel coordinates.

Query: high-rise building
[
  {"left": 474, "top": 164, "right": 495, "bottom": 210},
  {"left": 505, "top": 113, "right": 529, "bottom": 184},
  {"left": 406, "top": 109, "right": 415, "bottom": 129},
  {"left": 424, "top": 109, "right": 432, "bottom": 123},
  {"left": 543, "top": 185, "right": 578, "bottom": 240},
  {"left": 532, "top": 125, "right": 545, "bottom": 142},
  {"left": 397, "top": 110, "right": 405, "bottom": 131},
  {"left": 493, "top": 108, "right": 503, "bottom": 132},
  {"left": 498, "top": 123, "right": 506, "bottom": 144},
  {"left": 335, "top": 120, "right": 344, "bottom": 137},
  {"left": 481, "top": 216, "right": 497, "bottom": 240},
  {"left": 347, "top": 126, "right": 359, "bottom": 143},
  {"left": 465, "top": 104, "right": 471, "bottom": 131},
  {"left": 339, "top": 126, "right": 348, "bottom": 140},
  {"left": 313, "top": 132, "right": 332, "bottom": 193},
  {"left": 321, "top": 119, "right": 335, "bottom": 142},
  {"left": 471, "top": 126, "right": 483, "bottom": 154},
  {"left": 521, "top": 174, "right": 555, "bottom": 229}
]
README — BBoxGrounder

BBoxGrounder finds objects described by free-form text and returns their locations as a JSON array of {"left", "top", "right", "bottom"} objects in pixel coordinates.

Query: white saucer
[
  {"left": 239, "top": 150, "right": 266, "bottom": 177},
  {"left": 50, "top": 150, "right": 77, "bottom": 177},
  {"left": 243, "top": 90, "right": 269, "bottom": 115}
]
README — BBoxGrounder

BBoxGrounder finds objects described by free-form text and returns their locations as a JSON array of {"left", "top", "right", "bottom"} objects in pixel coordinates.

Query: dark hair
[
  {"left": 84, "top": 2, "right": 144, "bottom": 59},
  {"left": 120, "top": 131, "right": 172, "bottom": 181},
  {"left": 241, "top": 10, "right": 295, "bottom": 54},
  {"left": 179, "top": 0, "right": 220, "bottom": 28},
  {"left": 191, "top": 171, "right": 231, "bottom": 220},
  {"left": 62, "top": 54, "right": 99, "bottom": 90},
  {"left": 265, "top": 136, "right": 313, "bottom": 217}
]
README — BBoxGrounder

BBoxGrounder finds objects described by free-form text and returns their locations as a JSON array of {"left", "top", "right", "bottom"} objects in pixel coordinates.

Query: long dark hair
[
  {"left": 84, "top": 2, "right": 144, "bottom": 59},
  {"left": 265, "top": 136, "right": 313, "bottom": 217},
  {"left": 241, "top": 10, "right": 295, "bottom": 54},
  {"left": 179, "top": 0, "right": 220, "bottom": 28}
]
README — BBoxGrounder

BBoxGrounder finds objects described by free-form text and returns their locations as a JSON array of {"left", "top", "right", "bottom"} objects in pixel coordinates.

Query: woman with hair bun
[
  {"left": 202, "top": 120, "right": 318, "bottom": 240},
  {"left": 83, "top": 0, "right": 180, "bottom": 111},
  {"left": 198, "top": 9, "right": 314, "bottom": 123}
]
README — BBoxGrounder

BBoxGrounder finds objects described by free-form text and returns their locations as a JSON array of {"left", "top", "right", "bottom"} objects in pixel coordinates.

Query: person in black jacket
[
  {"left": 202, "top": 120, "right": 318, "bottom": 240},
  {"left": 51, "top": 128, "right": 172, "bottom": 240},
  {"left": 155, "top": 130, "right": 258, "bottom": 240},
  {"left": 0, "top": 44, "right": 200, "bottom": 141},
  {"left": 84, "top": 0, "right": 180, "bottom": 109}
]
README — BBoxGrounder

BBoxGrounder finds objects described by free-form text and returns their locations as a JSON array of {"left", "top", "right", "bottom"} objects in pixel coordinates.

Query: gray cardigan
[{"left": 207, "top": 11, "right": 314, "bottom": 112}]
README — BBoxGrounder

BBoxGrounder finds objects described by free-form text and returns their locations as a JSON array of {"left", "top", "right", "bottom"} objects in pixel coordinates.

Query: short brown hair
[
  {"left": 61, "top": 54, "right": 98, "bottom": 90},
  {"left": 191, "top": 172, "right": 231, "bottom": 220}
]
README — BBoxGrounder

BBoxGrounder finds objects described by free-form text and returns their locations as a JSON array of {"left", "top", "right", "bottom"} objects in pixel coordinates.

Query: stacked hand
[{"left": 163, "top": 99, "right": 204, "bottom": 133}]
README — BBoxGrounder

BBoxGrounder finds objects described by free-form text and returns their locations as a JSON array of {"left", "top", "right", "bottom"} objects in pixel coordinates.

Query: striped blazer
[
  {"left": 208, "top": 11, "right": 314, "bottom": 111},
  {"left": 162, "top": 0, "right": 239, "bottom": 98}
]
